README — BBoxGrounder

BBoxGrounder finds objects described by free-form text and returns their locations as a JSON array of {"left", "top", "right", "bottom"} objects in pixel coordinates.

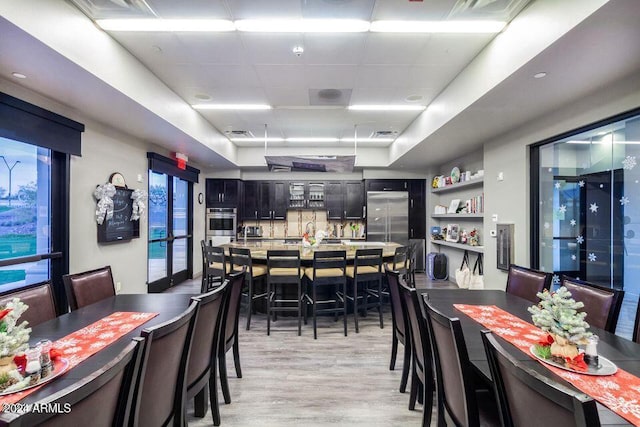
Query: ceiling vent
[
  {"left": 68, "top": 0, "right": 156, "bottom": 18},
  {"left": 448, "top": 0, "right": 531, "bottom": 20},
  {"left": 309, "top": 89, "right": 352, "bottom": 106},
  {"left": 225, "top": 130, "right": 255, "bottom": 138},
  {"left": 371, "top": 130, "right": 399, "bottom": 138}
]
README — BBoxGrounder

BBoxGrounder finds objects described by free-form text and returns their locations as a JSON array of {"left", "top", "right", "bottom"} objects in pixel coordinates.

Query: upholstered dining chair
[
  {"left": 346, "top": 248, "right": 383, "bottom": 333},
  {"left": 385, "top": 267, "right": 411, "bottom": 394},
  {"left": 397, "top": 273, "right": 434, "bottom": 427},
  {"left": 63, "top": 266, "right": 116, "bottom": 311},
  {"left": 0, "top": 282, "right": 57, "bottom": 327},
  {"left": 561, "top": 276, "right": 624, "bottom": 333},
  {"left": 0, "top": 338, "right": 145, "bottom": 426},
  {"left": 229, "top": 247, "right": 267, "bottom": 330},
  {"left": 482, "top": 331, "right": 601, "bottom": 427},
  {"left": 266, "top": 250, "right": 304, "bottom": 336},
  {"left": 186, "top": 281, "right": 229, "bottom": 426},
  {"left": 505, "top": 265, "right": 552, "bottom": 303},
  {"left": 424, "top": 297, "right": 500, "bottom": 427},
  {"left": 218, "top": 269, "right": 246, "bottom": 405},
  {"left": 131, "top": 300, "right": 198, "bottom": 427},
  {"left": 303, "top": 250, "right": 347, "bottom": 339}
]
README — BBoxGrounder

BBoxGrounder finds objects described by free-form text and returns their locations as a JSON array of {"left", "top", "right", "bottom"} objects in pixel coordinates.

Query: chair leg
[
  {"left": 312, "top": 285, "right": 318, "bottom": 339},
  {"left": 194, "top": 386, "right": 208, "bottom": 418},
  {"left": 233, "top": 338, "right": 242, "bottom": 378},
  {"left": 245, "top": 276, "right": 253, "bottom": 330},
  {"left": 267, "top": 281, "right": 271, "bottom": 336},
  {"left": 342, "top": 282, "right": 348, "bottom": 336},
  {"left": 219, "top": 349, "right": 231, "bottom": 404},
  {"left": 409, "top": 366, "right": 418, "bottom": 411},
  {"left": 422, "top": 374, "right": 434, "bottom": 427},
  {"left": 390, "top": 334, "right": 398, "bottom": 371},
  {"left": 209, "top": 360, "right": 221, "bottom": 426},
  {"left": 297, "top": 281, "right": 302, "bottom": 336},
  {"left": 400, "top": 340, "right": 411, "bottom": 393},
  {"left": 378, "top": 277, "right": 384, "bottom": 329},
  {"left": 353, "top": 280, "right": 359, "bottom": 333}
]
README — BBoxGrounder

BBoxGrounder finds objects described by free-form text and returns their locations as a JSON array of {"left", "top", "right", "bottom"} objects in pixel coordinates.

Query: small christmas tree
[{"left": 528, "top": 287, "right": 592, "bottom": 344}]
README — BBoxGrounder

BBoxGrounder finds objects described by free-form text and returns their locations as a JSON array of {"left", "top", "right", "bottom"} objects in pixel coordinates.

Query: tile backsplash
[{"left": 241, "top": 211, "right": 365, "bottom": 239}]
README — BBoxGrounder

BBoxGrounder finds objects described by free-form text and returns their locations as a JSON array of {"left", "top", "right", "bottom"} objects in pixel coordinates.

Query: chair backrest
[
  {"left": 391, "top": 246, "right": 408, "bottom": 272},
  {"left": 385, "top": 267, "right": 407, "bottom": 345},
  {"left": 132, "top": 301, "right": 198, "bottom": 427},
  {"left": 505, "top": 265, "right": 552, "bottom": 303},
  {"left": 229, "top": 247, "right": 254, "bottom": 274},
  {"left": 0, "top": 282, "right": 57, "bottom": 327},
  {"left": 63, "top": 266, "right": 116, "bottom": 311},
  {"left": 220, "top": 270, "right": 246, "bottom": 353},
  {"left": 203, "top": 246, "right": 227, "bottom": 291},
  {"left": 311, "top": 250, "right": 346, "bottom": 284},
  {"left": 187, "top": 281, "right": 228, "bottom": 393},
  {"left": 5, "top": 338, "right": 145, "bottom": 427},
  {"left": 561, "top": 276, "right": 624, "bottom": 333},
  {"left": 353, "top": 248, "right": 383, "bottom": 277},
  {"left": 482, "top": 331, "right": 601, "bottom": 427},
  {"left": 424, "top": 297, "right": 479, "bottom": 427},
  {"left": 397, "top": 273, "right": 431, "bottom": 384},
  {"left": 267, "top": 250, "right": 301, "bottom": 283}
]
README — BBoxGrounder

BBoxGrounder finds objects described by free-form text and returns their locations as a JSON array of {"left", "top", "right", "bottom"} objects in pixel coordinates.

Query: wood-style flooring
[{"left": 167, "top": 274, "right": 454, "bottom": 426}]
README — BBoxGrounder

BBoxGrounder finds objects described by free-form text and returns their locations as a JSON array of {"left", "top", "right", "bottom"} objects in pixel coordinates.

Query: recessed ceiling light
[
  {"left": 405, "top": 95, "right": 423, "bottom": 102},
  {"left": 348, "top": 105, "right": 426, "bottom": 111},
  {"left": 292, "top": 45, "right": 304, "bottom": 56},
  {"left": 151, "top": 45, "right": 163, "bottom": 53},
  {"left": 370, "top": 20, "right": 506, "bottom": 33},
  {"left": 192, "top": 104, "right": 272, "bottom": 110},
  {"left": 97, "top": 19, "right": 235, "bottom": 32},
  {"left": 534, "top": 72, "right": 547, "bottom": 79},
  {"left": 235, "top": 19, "right": 370, "bottom": 33},
  {"left": 11, "top": 72, "right": 26, "bottom": 79},
  {"left": 194, "top": 94, "right": 212, "bottom": 101}
]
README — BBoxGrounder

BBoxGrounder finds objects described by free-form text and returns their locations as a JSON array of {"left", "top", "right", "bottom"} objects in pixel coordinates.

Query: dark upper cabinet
[
  {"left": 256, "top": 181, "right": 287, "bottom": 220},
  {"left": 206, "top": 179, "right": 240, "bottom": 208},
  {"left": 258, "top": 181, "right": 272, "bottom": 220},
  {"left": 344, "top": 181, "right": 365, "bottom": 219},
  {"left": 325, "top": 181, "right": 344, "bottom": 220},
  {"left": 241, "top": 181, "right": 259, "bottom": 220},
  {"left": 366, "top": 179, "right": 408, "bottom": 192},
  {"left": 408, "top": 179, "right": 426, "bottom": 239}
]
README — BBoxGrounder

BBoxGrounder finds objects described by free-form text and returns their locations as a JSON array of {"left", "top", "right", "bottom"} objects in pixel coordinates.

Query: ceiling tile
[
  {"left": 354, "top": 65, "right": 410, "bottom": 88},
  {"left": 226, "top": 0, "right": 302, "bottom": 19},
  {"left": 414, "top": 33, "right": 495, "bottom": 66},
  {"left": 300, "top": 0, "right": 376, "bottom": 20},
  {"left": 302, "top": 33, "right": 367, "bottom": 65},
  {"left": 240, "top": 33, "right": 306, "bottom": 65},
  {"left": 175, "top": 33, "right": 246, "bottom": 64},
  {"left": 264, "top": 87, "right": 310, "bottom": 106},
  {"left": 350, "top": 87, "right": 396, "bottom": 104},
  {"left": 304, "top": 65, "right": 358, "bottom": 88},
  {"left": 362, "top": 33, "right": 430, "bottom": 65},
  {"left": 371, "top": 0, "right": 456, "bottom": 20},
  {"left": 154, "top": 64, "right": 261, "bottom": 89},
  {"left": 255, "top": 64, "right": 308, "bottom": 87},
  {"left": 146, "top": 0, "right": 231, "bottom": 18}
]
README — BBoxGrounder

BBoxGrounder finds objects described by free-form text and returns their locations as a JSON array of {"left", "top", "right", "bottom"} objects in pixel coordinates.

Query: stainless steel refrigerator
[{"left": 366, "top": 191, "right": 409, "bottom": 246}]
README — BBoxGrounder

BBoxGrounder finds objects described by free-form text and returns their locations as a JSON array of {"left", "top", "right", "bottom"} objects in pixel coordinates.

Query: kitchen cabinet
[
  {"left": 241, "top": 181, "right": 259, "bottom": 220},
  {"left": 366, "top": 179, "right": 408, "bottom": 192},
  {"left": 344, "top": 181, "right": 365, "bottom": 219},
  {"left": 288, "top": 181, "right": 325, "bottom": 209},
  {"left": 408, "top": 179, "right": 426, "bottom": 239},
  {"left": 206, "top": 179, "right": 240, "bottom": 208},
  {"left": 258, "top": 181, "right": 287, "bottom": 220},
  {"left": 325, "top": 181, "right": 344, "bottom": 220}
]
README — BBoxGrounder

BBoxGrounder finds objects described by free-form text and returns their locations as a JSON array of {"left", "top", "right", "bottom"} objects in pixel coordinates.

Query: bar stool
[
  {"left": 202, "top": 245, "right": 229, "bottom": 292},
  {"left": 229, "top": 247, "right": 267, "bottom": 330},
  {"left": 386, "top": 246, "right": 409, "bottom": 281},
  {"left": 304, "top": 250, "right": 347, "bottom": 339},
  {"left": 266, "top": 250, "right": 304, "bottom": 336},
  {"left": 346, "top": 248, "right": 383, "bottom": 333}
]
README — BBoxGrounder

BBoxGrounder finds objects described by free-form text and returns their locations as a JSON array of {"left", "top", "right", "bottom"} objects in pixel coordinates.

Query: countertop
[{"left": 222, "top": 240, "right": 401, "bottom": 260}]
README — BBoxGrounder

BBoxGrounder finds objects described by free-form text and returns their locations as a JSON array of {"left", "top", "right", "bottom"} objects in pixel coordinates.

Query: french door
[{"left": 148, "top": 171, "right": 192, "bottom": 292}]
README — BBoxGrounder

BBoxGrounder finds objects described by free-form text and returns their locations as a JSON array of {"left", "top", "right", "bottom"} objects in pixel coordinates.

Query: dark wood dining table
[
  {"left": 422, "top": 289, "right": 638, "bottom": 426},
  {"left": 0, "top": 294, "right": 194, "bottom": 422}
]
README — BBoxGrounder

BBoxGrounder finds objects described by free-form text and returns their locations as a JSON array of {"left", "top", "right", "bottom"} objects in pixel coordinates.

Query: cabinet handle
[
  {"left": 411, "top": 228, "right": 414, "bottom": 238},
  {"left": 411, "top": 199, "right": 414, "bottom": 208},
  {"left": 255, "top": 210, "right": 258, "bottom": 219},
  {"left": 344, "top": 210, "right": 347, "bottom": 218},
  {"left": 404, "top": 182, "right": 408, "bottom": 189},
  {"left": 383, "top": 187, "right": 391, "bottom": 191},
  {"left": 222, "top": 193, "right": 225, "bottom": 202},
  {"left": 363, "top": 206, "right": 366, "bottom": 219}
]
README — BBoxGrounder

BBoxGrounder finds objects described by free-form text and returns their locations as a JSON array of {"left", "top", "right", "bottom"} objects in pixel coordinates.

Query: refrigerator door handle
[{"left": 363, "top": 206, "right": 366, "bottom": 219}]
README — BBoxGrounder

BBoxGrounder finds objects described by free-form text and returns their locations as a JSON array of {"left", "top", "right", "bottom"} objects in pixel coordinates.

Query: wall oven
[{"left": 206, "top": 208, "right": 237, "bottom": 238}]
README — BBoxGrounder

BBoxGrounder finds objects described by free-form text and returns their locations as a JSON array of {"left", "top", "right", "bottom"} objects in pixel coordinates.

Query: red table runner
[
  {"left": 0, "top": 311, "right": 158, "bottom": 407},
  {"left": 454, "top": 304, "right": 640, "bottom": 426}
]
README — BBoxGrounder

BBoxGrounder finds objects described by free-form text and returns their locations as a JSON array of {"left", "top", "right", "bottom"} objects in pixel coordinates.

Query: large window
[{"left": 532, "top": 109, "right": 640, "bottom": 338}]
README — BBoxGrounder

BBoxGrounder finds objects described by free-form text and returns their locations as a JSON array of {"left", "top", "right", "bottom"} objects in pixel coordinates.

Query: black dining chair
[
  {"left": 0, "top": 282, "right": 57, "bottom": 327},
  {"left": 346, "top": 248, "right": 383, "bottom": 333},
  {"left": 218, "top": 269, "right": 246, "bottom": 405},
  {"left": 0, "top": 338, "right": 145, "bottom": 427},
  {"left": 229, "top": 247, "right": 267, "bottom": 330},
  {"left": 266, "top": 250, "right": 304, "bottom": 336},
  {"left": 397, "top": 272, "right": 434, "bottom": 427},
  {"left": 505, "top": 264, "right": 552, "bottom": 303},
  {"left": 386, "top": 246, "right": 409, "bottom": 279},
  {"left": 561, "top": 276, "right": 624, "bottom": 333},
  {"left": 482, "top": 331, "right": 601, "bottom": 427},
  {"left": 186, "top": 281, "right": 229, "bottom": 426},
  {"left": 303, "top": 250, "right": 348, "bottom": 339},
  {"left": 385, "top": 266, "right": 411, "bottom": 394},
  {"left": 424, "top": 297, "right": 500, "bottom": 427},
  {"left": 202, "top": 245, "right": 229, "bottom": 292},
  {"left": 63, "top": 265, "right": 116, "bottom": 310},
  {"left": 131, "top": 301, "right": 198, "bottom": 427}
]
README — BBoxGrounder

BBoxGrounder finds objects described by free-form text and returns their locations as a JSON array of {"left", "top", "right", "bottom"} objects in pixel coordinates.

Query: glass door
[{"left": 148, "top": 171, "right": 192, "bottom": 292}]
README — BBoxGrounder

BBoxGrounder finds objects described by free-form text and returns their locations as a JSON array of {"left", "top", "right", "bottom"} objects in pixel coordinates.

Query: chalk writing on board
[{"left": 98, "top": 188, "right": 140, "bottom": 243}]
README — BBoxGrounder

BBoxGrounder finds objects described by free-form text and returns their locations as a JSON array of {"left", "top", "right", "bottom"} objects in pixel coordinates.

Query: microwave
[{"left": 206, "top": 208, "right": 236, "bottom": 236}]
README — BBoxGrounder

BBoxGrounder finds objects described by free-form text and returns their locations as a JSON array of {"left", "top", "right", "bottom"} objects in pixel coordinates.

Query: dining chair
[
  {"left": 561, "top": 276, "right": 624, "bottom": 333},
  {"left": 397, "top": 273, "right": 434, "bottom": 427},
  {"left": 0, "top": 282, "right": 57, "bottom": 327},
  {"left": 218, "top": 269, "right": 246, "bottom": 405},
  {"left": 424, "top": 297, "right": 500, "bottom": 427},
  {"left": 62, "top": 265, "right": 116, "bottom": 311},
  {"left": 200, "top": 240, "right": 208, "bottom": 292},
  {"left": 186, "top": 281, "right": 229, "bottom": 426},
  {"left": 505, "top": 264, "right": 552, "bottom": 303},
  {"left": 266, "top": 250, "right": 304, "bottom": 336},
  {"left": 229, "top": 247, "right": 267, "bottom": 330},
  {"left": 385, "top": 246, "right": 409, "bottom": 279},
  {"left": 131, "top": 300, "right": 198, "bottom": 427},
  {"left": 406, "top": 242, "right": 419, "bottom": 287},
  {"left": 482, "top": 331, "right": 601, "bottom": 427},
  {"left": 385, "top": 267, "right": 411, "bottom": 394},
  {"left": 346, "top": 248, "right": 383, "bottom": 333},
  {"left": 0, "top": 338, "right": 145, "bottom": 427},
  {"left": 303, "top": 250, "right": 347, "bottom": 339},
  {"left": 202, "top": 245, "right": 229, "bottom": 292}
]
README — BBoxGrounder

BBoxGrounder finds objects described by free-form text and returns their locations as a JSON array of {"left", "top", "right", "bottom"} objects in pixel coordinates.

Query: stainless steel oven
[{"left": 206, "top": 208, "right": 237, "bottom": 237}]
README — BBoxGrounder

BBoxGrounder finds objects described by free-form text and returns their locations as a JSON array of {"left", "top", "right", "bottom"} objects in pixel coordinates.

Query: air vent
[
  {"left": 68, "top": 0, "right": 156, "bottom": 19},
  {"left": 448, "top": 0, "right": 531, "bottom": 20},
  {"left": 372, "top": 130, "right": 399, "bottom": 138},
  {"left": 309, "top": 89, "right": 352, "bottom": 106},
  {"left": 224, "top": 130, "right": 255, "bottom": 138}
]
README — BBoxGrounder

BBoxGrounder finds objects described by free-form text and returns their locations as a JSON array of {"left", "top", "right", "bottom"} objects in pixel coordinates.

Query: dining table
[
  {"left": 0, "top": 293, "right": 194, "bottom": 422},
  {"left": 422, "top": 289, "right": 639, "bottom": 426}
]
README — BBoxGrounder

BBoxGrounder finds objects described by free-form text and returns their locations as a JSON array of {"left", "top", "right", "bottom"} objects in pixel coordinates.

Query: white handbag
[
  {"left": 455, "top": 251, "right": 471, "bottom": 288},
  {"left": 469, "top": 254, "right": 484, "bottom": 290}
]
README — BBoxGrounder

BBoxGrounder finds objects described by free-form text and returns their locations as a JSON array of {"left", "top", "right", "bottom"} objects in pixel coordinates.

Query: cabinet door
[
  {"left": 408, "top": 179, "right": 426, "bottom": 239},
  {"left": 325, "top": 181, "right": 344, "bottom": 220},
  {"left": 241, "top": 181, "right": 259, "bottom": 220},
  {"left": 205, "top": 179, "right": 224, "bottom": 207},
  {"left": 221, "top": 180, "right": 239, "bottom": 207},
  {"left": 366, "top": 179, "right": 408, "bottom": 192},
  {"left": 344, "top": 181, "right": 364, "bottom": 219},
  {"left": 272, "top": 182, "right": 287, "bottom": 219},
  {"left": 258, "top": 182, "right": 272, "bottom": 219}
]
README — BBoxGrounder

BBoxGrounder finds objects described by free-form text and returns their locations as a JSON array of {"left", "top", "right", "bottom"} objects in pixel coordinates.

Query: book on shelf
[{"left": 464, "top": 193, "right": 484, "bottom": 214}]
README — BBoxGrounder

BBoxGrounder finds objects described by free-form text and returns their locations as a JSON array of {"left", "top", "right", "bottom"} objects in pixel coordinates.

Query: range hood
[{"left": 265, "top": 155, "right": 355, "bottom": 173}]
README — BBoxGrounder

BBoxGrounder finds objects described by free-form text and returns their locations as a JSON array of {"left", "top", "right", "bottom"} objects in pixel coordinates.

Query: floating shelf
[
  {"left": 431, "top": 177, "right": 484, "bottom": 193},
  {"left": 431, "top": 213, "right": 483, "bottom": 219},
  {"left": 430, "top": 240, "right": 484, "bottom": 253}
]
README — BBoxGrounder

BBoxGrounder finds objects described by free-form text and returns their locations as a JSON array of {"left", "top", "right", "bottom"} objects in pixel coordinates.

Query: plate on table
[
  {"left": 0, "top": 358, "right": 70, "bottom": 396},
  {"left": 530, "top": 346, "right": 617, "bottom": 376},
  {"left": 451, "top": 167, "right": 461, "bottom": 183}
]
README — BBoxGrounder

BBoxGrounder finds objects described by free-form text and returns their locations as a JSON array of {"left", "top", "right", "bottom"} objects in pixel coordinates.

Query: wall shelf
[
  {"left": 431, "top": 177, "right": 484, "bottom": 193},
  {"left": 431, "top": 240, "right": 484, "bottom": 253},
  {"left": 431, "top": 213, "right": 483, "bottom": 219}
]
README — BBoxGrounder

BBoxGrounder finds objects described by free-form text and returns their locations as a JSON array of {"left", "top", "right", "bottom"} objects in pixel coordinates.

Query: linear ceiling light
[
  {"left": 341, "top": 138, "right": 395, "bottom": 143},
  {"left": 370, "top": 20, "right": 506, "bottom": 33},
  {"left": 96, "top": 19, "right": 235, "bottom": 32},
  {"left": 192, "top": 104, "right": 272, "bottom": 110},
  {"left": 235, "top": 19, "right": 370, "bottom": 33},
  {"left": 229, "top": 137, "right": 284, "bottom": 142},
  {"left": 285, "top": 137, "right": 340, "bottom": 143},
  {"left": 348, "top": 105, "right": 426, "bottom": 111}
]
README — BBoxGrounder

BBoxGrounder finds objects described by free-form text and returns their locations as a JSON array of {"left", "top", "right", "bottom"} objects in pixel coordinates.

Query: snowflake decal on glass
[
  {"left": 623, "top": 155, "right": 637, "bottom": 170},
  {"left": 570, "top": 219, "right": 576, "bottom": 226},
  {"left": 576, "top": 235, "right": 584, "bottom": 244},
  {"left": 559, "top": 205, "right": 567, "bottom": 214},
  {"left": 589, "top": 203, "right": 599, "bottom": 213},
  {"left": 588, "top": 253, "right": 597, "bottom": 262},
  {"left": 544, "top": 222, "right": 550, "bottom": 229},
  {"left": 621, "top": 196, "right": 630, "bottom": 206},
  {"left": 578, "top": 180, "right": 585, "bottom": 187},
  {"left": 571, "top": 254, "right": 577, "bottom": 261},
  {"left": 552, "top": 274, "right": 560, "bottom": 285},
  {"left": 554, "top": 182, "right": 561, "bottom": 189}
]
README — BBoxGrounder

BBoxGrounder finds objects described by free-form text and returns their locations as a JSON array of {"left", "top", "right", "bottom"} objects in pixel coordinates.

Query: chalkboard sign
[{"left": 97, "top": 187, "right": 140, "bottom": 243}]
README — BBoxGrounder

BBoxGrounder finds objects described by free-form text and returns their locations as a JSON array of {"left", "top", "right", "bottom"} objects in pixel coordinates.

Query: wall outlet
[
  {"left": 116, "top": 281, "right": 122, "bottom": 294},
  {"left": 490, "top": 229, "right": 497, "bottom": 237},
  {"left": 492, "top": 214, "right": 498, "bottom": 222}
]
